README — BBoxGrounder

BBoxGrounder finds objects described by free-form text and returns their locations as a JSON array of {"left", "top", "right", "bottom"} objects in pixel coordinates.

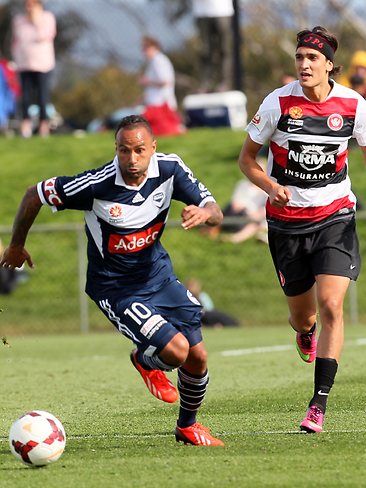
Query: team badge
[
  {"left": 251, "top": 113, "right": 261, "bottom": 124},
  {"left": 327, "top": 114, "right": 343, "bottom": 131},
  {"left": 289, "top": 106, "right": 303, "bottom": 119},
  {"left": 43, "top": 177, "right": 63, "bottom": 206},
  {"left": 153, "top": 192, "right": 164, "bottom": 207},
  {"left": 108, "top": 204, "right": 124, "bottom": 223}
]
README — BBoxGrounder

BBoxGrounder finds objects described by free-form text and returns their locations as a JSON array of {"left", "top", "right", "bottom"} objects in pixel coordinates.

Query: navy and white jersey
[
  {"left": 37, "top": 152, "right": 216, "bottom": 298},
  {"left": 246, "top": 79, "right": 366, "bottom": 233}
]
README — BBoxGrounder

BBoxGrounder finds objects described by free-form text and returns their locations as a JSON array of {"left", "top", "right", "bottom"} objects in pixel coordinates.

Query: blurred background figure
[
  {"left": 338, "top": 50, "right": 366, "bottom": 96},
  {"left": 11, "top": 0, "right": 56, "bottom": 138},
  {"left": 0, "top": 239, "right": 28, "bottom": 294},
  {"left": 220, "top": 176, "right": 268, "bottom": 244},
  {"left": 202, "top": 162, "right": 268, "bottom": 244},
  {"left": 139, "top": 35, "right": 184, "bottom": 136},
  {"left": 349, "top": 74, "right": 366, "bottom": 98},
  {"left": 280, "top": 73, "right": 296, "bottom": 86},
  {"left": 0, "top": 58, "right": 20, "bottom": 134},
  {"left": 185, "top": 278, "right": 240, "bottom": 328},
  {"left": 192, "top": 0, "right": 234, "bottom": 93}
]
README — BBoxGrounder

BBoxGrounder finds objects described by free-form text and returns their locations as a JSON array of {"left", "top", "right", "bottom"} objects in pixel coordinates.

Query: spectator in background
[
  {"left": 0, "top": 239, "right": 28, "bottom": 294},
  {"left": 220, "top": 177, "right": 268, "bottom": 244},
  {"left": 185, "top": 278, "right": 240, "bottom": 328},
  {"left": 280, "top": 73, "right": 296, "bottom": 86},
  {"left": 338, "top": 50, "right": 366, "bottom": 95},
  {"left": 192, "top": 0, "right": 234, "bottom": 92},
  {"left": 349, "top": 74, "right": 366, "bottom": 98},
  {"left": 11, "top": 0, "right": 56, "bottom": 138},
  {"left": 139, "top": 36, "right": 184, "bottom": 136},
  {"left": 0, "top": 58, "right": 20, "bottom": 134},
  {"left": 202, "top": 162, "right": 268, "bottom": 244}
]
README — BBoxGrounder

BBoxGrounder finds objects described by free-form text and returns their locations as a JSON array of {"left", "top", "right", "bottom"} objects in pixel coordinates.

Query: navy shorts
[
  {"left": 268, "top": 219, "right": 361, "bottom": 297},
  {"left": 96, "top": 278, "right": 203, "bottom": 355}
]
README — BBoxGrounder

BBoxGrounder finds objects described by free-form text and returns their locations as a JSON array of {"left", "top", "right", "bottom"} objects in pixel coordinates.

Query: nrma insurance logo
[{"left": 285, "top": 140, "right": 339, "bottom": 181}]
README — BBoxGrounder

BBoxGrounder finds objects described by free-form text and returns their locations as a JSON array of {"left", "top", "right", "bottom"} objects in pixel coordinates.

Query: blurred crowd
[{"left": 2, "top": 0, "right": 366, "bottom": 139}]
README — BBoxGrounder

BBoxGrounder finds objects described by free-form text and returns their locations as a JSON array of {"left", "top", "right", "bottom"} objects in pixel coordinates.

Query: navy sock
[{"left": 177, "top": 368, "right": 209, "bottom": 428}]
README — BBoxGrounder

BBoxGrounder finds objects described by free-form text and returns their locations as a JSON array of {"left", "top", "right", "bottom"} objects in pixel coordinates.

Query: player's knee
[
  {"left": 160, "top": 333, "right": 190, "bottom": 367},
  {"left": 318, "top": 296, "right": 343, "bottom": 323},
  {"left": 188, "top": 346, "right": 208, "bottom": 371},
  {"left": 289, "top": 313, "right": 316, "bottom": 333}
]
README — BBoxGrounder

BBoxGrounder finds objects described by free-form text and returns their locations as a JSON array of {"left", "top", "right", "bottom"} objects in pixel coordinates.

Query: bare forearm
[
  {"left": 204, "top": 202, "right": 223, "bottom": 226},
  {"left": 239, "top": 148, "right": 274, "bottom": 195},
  {"left": 10, "top": 185, "right": 42, "bottom": 247}
]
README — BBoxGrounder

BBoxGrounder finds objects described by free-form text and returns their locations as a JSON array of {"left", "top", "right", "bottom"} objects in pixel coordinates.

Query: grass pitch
[{"left": 1, "top": 325, "right": 366, "bottom": 487}]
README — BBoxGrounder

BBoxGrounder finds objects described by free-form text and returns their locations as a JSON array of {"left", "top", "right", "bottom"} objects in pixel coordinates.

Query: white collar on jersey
[{"left": 113, "top": 154, "right": 160, "bottom": 189}]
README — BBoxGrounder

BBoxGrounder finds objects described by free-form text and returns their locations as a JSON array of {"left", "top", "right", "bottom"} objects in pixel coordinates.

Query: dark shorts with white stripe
[
  {"left": 96, "top": 278, "right": 203, "bottom": 356},
  {"left": 268, "top": 218, "right": 361, "bottom": 297}
]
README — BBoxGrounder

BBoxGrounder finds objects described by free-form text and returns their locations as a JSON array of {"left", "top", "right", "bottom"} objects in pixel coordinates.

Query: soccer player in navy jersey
[
  {"left": 239, "top": 26, "right": 366, "bottom": 433},
  {"left": 0, "top": 115, "right": 224, "bottom": 446}
]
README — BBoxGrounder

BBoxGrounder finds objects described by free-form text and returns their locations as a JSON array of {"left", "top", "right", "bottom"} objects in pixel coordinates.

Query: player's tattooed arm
[
  {"left": 181, "top": 202, "right": 223, "bottom": 230},
  {"left": 0, "top": 185, "right": 42, "bottom": 269},
  {"left": 202, "top": 202, "right": 223, "bottom": 226}
]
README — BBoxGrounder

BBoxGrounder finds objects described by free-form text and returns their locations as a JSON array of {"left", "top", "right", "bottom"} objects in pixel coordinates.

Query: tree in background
[{"left": 53, "top": 65, "right": 140, "bottom": 129}]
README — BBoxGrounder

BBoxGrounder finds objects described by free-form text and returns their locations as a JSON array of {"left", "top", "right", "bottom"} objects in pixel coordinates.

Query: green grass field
[
  {"left": 1, "top": 325, "right": 366, "bottom": 487},
  {"left": 2, "top": 129, "right": 366, "bottom": 486}
]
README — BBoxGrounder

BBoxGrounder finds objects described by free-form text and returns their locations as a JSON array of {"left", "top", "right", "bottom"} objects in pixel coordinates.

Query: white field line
[
  {"left": 220, "top": 338, "right": 366, "bottom": 357},
  {"left": 2, "top": 429, "right": 366, "bottom": 443}
]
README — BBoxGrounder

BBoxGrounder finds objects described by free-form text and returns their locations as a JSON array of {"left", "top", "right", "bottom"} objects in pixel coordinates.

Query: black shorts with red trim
[{"left": 268, "top": 218, "right": 361, "bottom": 297}]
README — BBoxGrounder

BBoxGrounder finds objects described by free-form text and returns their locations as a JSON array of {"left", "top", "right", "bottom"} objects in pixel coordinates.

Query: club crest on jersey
[
  {"left": 43, "top": 177, "right": 63, "bottom": 206},
  {"left": 108, "top": 204, "right": 124, "bottom": 223},
  {"left": 327, "top": 114, "right": 343, "bottom": 131},
  {"left": 289, "top": 106, "right": 303, "bottom": 119},
  {"left": 153, "top": 192, "right": 164, "bottom": 207},
  {"left": 251, "top": 113, "right": 261, "bottom": 124}
]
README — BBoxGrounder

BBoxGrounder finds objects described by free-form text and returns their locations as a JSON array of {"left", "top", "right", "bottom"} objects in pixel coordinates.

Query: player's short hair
[{"left": 114, "top": 115, "right": 153, "bottom": 138}]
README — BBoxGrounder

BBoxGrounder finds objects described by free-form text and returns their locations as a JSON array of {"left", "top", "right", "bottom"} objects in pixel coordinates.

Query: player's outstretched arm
[
  {"left": 181, "top": 202, "right": 223, "bottom": 230},
  {"left": 0, "top": 185, "right": 42, "bottom": 269}
]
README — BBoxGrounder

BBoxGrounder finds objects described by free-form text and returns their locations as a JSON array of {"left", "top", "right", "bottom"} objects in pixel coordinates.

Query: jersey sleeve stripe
[
  {"left": 64, "top": 168, "right": 116, "bottom": 196},
  {"left": 63, "top": 162, "right": 116, "bottom": 194}
]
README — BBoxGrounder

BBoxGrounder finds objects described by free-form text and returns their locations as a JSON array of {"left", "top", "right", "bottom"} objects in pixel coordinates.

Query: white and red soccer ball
[{"left": 9, "top": 410, "right": 66, "bottom": 467}]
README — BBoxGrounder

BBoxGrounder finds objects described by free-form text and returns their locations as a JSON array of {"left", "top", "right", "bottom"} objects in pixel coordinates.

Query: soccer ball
[{"left": 9, "top": 410, "right": 66, "bottom": 467}]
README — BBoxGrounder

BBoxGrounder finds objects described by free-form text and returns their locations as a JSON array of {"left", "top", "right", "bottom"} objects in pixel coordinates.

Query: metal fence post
[{"left": 77, "top": 227, "right": 89, "bottom": 333}]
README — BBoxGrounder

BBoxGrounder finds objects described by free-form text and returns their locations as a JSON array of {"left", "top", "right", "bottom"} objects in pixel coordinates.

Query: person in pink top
[{"left": 11, "top": 0, "right": 56, "bottom": 138}]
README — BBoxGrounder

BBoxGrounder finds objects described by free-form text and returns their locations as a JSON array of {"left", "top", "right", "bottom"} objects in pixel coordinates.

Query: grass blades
[{"left": 1, "top": 325, "right": 366, "bottom": 487}]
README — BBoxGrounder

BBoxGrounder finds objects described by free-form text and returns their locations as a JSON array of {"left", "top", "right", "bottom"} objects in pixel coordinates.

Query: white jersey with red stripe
[
  {"left": 246, "top": 79, "right": 366, "bottom": 233},
  {"left": 37, "top": 152, "right": 216, "bottom": 298}
]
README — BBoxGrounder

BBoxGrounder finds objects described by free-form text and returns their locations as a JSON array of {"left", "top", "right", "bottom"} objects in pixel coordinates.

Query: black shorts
[{"left": 268, "top": 219, "right": 361, "bottom": 297}]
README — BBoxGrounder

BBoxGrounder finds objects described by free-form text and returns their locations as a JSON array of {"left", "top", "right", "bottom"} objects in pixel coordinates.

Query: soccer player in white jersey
[
  {"left": 0, "top": 115, "right": 224, "bottom": 446},
  {"left": 239, "top": 26, "right": 366, "bottom": 433}
]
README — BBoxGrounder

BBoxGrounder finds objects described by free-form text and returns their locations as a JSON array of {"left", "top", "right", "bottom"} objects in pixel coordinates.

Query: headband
[{"left": 296, "top": 33, "right": 335, "bottom": 61}]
